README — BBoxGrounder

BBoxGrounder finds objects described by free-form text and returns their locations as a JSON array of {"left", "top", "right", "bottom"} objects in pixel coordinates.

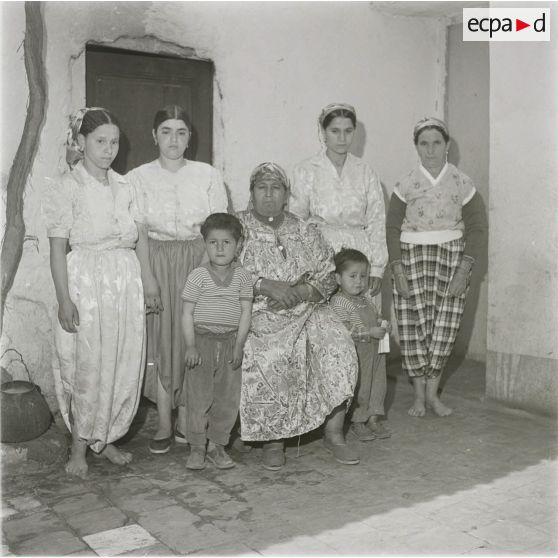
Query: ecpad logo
[{"left": 463, "top": 8, "right": 550, "bottom": 41}]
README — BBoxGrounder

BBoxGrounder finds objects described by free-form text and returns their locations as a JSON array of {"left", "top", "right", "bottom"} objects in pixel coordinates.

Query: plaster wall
[
  {"left": 487, "top": 2, "right": 558, "bottom": 415},
  {"left": 446, "top": 22, "right": 489, "bottom": 362},
  {"left": 1, "top": 1, "right": 443, "bottom": 409}
]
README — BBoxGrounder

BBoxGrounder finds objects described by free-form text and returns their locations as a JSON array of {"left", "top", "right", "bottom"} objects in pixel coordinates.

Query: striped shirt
[
  {"left": 181, "top": 263, "right": 253, "bottom": 334},
  {"left": 329, "top": 292, "right": 379, "bottom": 341}
]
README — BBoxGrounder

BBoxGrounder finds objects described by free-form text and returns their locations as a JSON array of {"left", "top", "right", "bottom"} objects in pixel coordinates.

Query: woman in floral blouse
[
  {"left": 386, "top": 117, "right": 486, "bottom": 418},
  {"left": 290, "top": 103, "right": 388, "bottom": 295},
  {"left": 127, "top": 105, "right": 227, "bottom": 454}
]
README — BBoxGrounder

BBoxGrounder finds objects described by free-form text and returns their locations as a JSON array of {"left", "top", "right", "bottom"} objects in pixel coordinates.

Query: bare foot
[
  {"left": 99, "top": 444, "right": 133, "bottom": 465},
  {"left": 427, "top": 397, "right": 453, "bottom": 417},
  {"left": 65, "top": 451, "right": 88, "bottom": 479},
  {"left": 408, "top": 398, "right": 426, "bottom": 417}
]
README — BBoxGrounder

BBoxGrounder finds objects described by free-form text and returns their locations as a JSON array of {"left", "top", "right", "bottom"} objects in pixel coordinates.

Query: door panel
[{"left": 86, "top": 46, "right": 213, "bottom": 174}]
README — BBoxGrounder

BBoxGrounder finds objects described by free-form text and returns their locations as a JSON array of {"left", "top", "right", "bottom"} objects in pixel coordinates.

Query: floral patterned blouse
[
  {"left": 126, "top": 159, "right": 228, "bottom": 241},
  {"left": 290, "top": 152, "right": 387, "bottom": 277},
  {"left": 393, "top": 163, "right": 476, "bottom": 233},
  {"left": 43, "top": 161, "right": 139, "bottom": 250},
  {"left": 237, "top": 210, "right": 336, "bottom": 304}
]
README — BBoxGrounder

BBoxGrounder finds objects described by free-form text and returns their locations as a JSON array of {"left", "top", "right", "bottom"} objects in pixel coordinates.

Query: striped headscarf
[{"left": 249, "top": 162, "right": 290, "bottom": 191}]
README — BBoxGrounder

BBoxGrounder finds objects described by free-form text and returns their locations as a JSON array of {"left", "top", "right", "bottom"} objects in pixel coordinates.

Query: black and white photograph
[{"left": 1, "top": 0, "right": 556, "bottom": 555}]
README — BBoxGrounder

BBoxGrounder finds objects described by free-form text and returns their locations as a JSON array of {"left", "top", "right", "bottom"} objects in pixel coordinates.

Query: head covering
[
  {"left": 413, "top": 116, "right": 449, "bottom": 138},
  {"left": 318, "top": 103, "right": 356, "bottom": 128},
  {"left": 249, "top": 162, "right": 289, "bottom": 191},
  {"left": 316, "top": 103, "right": 357, "bottom": 152},
  {"left": 65, "top": 107, "right": 105, "bottom": 166}
]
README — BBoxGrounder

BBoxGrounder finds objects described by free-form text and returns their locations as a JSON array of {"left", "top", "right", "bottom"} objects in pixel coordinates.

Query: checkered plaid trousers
[{"left": 393, "top": 239, "right": 469, "bottom": 378}]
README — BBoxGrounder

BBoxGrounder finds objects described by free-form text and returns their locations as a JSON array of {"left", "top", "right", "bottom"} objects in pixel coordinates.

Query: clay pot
[{"left": 1, "top": 380, "right": 52, "bottom": 443}]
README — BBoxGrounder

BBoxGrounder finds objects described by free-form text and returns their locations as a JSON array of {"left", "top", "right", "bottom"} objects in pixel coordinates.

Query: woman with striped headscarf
[{"left": 236, "top": 163, "right": 359, "bottom": 471}]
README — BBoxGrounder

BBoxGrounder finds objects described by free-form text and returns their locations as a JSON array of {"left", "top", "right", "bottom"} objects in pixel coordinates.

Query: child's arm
[
  {"left": 49, "top": 237, "right": 79, "bottom": 333},
  {"left": 182, "top": 301, "right": 201, "bottom": 369},
  {"left": 231, "top": 298, "right": 253, "bottom": 369}
]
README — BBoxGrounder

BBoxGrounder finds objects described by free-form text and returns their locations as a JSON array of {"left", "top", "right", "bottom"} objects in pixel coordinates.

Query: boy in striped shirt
[
  {"left": 330, "top": 249, "right": 392, "bottom": 442},
  {"left": 181, "top": 213, "right": 253, "bottom": 471}
]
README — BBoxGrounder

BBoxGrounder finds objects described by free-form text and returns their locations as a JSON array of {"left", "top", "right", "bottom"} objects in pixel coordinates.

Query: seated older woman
[{"left": 237, "top": 163, "right": 359, "bottom": 471}]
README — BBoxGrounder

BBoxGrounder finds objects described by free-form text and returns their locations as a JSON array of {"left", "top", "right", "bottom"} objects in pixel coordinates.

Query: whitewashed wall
[
  {"left": 487, "top": 2, "right": 558, "bottom": 415},
  {"left": 1, "top": 1, "right": 444, "bottom": 408}
]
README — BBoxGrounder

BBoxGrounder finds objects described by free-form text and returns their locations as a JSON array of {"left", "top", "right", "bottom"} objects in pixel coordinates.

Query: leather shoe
[
  {"left": 262, "top": 442, "right": 285, "bottom": 471},
  {"left": 174, "top": 428, "right": 188, "bottom": 445},
  {"left": 323, "top": 437, "right": 359, "bottom": 465},
  {"left": 149, "top": 436, "right": 171, "bottom": 455}
]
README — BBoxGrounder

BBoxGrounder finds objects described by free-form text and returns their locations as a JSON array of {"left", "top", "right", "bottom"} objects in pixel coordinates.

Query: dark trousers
[
  {"left": 186, "top": 330, "right": 241, "bottom": 446},
  {"left": 350, "top": 340, "right": 386, "bottom": 422}
]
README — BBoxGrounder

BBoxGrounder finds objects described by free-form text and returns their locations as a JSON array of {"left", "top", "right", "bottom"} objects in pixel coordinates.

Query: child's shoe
[
  {"left": 186, "top": 445, "right": 206, "bottom": 470},
  {"left": 206, "top": 443, "right": 235, "bottom": 469},
  {"left": 349, "top": 422, "right": 376, "bottom": 442},
  {"left": 367, "top": 420, "right": 392, "bottom": 439}
]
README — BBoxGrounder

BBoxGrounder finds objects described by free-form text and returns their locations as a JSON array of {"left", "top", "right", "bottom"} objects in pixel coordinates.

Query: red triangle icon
[{"left": 516, "top": 19, "right": 530, "bottom": 31}]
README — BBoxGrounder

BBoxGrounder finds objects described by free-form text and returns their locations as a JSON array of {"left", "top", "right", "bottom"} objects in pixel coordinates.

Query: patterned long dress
[
  {"left": 43, "top": 161, "right": 145, "bottom": 452},
  {"left": 237, "top": 210, "right": 358, "bottom": 441}
]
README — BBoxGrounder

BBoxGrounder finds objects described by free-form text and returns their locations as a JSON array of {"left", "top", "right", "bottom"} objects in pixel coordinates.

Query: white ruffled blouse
[
  {"left": 290, "top": 152, "right": 388, "bottom": 277},
  {"left": 126, "top": 159, "right": 228, "bottom": 241}
]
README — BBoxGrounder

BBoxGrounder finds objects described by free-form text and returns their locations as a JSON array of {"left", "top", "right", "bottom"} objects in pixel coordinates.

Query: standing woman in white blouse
[
  {"left": 290, "top": 103, "right": 390, "bottom": 440},
  {"left": 127, "top": 105, "right": 228, "bottom": 454}
]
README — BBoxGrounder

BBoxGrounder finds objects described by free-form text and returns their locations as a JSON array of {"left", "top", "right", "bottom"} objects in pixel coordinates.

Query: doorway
[{"left": 86, "top": 45, "right": 214, "bottom": 174}]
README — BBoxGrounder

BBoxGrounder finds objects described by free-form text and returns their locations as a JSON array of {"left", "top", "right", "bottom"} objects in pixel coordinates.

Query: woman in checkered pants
[{"left": 386, "top": 117, "right": 487, "bottom": 417}]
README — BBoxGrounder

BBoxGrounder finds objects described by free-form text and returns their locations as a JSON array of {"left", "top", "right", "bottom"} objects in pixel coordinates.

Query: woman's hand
[
  {"left": 391, "top": 261, "right": 410, "bottom": 299},
  {"left": 143, "top": 277, "right": 163, "bottom": 314},
  {"left": 368, "top": 276, "right": 382, "bottom": 297},
  {"left": 185, "top": 346, "right": 201, "bottom": 369},
  {"left": 448, "top": 258, "right": 473, "bottom": 297},
  {"left": 58, "top": 299, "right": 80, "bottom": 333},
  {"left": 262, "top": 279, "right": 302, "bottom": 310}
]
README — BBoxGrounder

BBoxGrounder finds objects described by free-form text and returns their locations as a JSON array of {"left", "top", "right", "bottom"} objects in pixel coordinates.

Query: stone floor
[{"left": 2, "top": 358, "right": 557, "bottom": 556}]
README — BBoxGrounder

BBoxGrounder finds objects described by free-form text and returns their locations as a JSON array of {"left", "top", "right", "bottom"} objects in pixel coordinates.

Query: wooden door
[{"left": 86, "top": 45, "right": 213, "bottom": 174}]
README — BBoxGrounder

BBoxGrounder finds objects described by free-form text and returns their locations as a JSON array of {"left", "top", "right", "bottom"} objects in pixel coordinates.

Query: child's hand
[
  {"left": 370, "top": 326, "right": 387, "bottom": 340},
  {"left": 58, "top": 299, "right": 80, "bottom": 333},
  {"left": 378, "top": 319, "right": 392, "bottom": 334},
  {"left": 230, "top": 345, "right": 244, "bottom": 369},
  {"left": 185, "top": 346, "right": 201, "bottom": 369}
]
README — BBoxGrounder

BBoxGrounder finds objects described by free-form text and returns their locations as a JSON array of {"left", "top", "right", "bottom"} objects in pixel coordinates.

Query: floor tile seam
[{"left": 462, "top": 519, "right": 554, "bottom": 548}]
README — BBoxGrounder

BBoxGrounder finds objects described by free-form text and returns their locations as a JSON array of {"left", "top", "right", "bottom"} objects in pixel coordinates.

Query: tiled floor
[{"left": 2, "top": 358, "right": 557, "bottom": 556}]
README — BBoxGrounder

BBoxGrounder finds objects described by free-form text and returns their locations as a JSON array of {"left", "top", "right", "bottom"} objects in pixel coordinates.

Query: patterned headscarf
[
  {"left": 318, "top": 103, "right": 357, "bottom": 128},
  {"left": 413, "top": 116, "right": 449, "bottom": 138},
  {"left": 249, "top": 162, "right": 290, "bottom": 191},
  {"left": 65, "top": 107, "right": 105, "bottom": 166}
]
